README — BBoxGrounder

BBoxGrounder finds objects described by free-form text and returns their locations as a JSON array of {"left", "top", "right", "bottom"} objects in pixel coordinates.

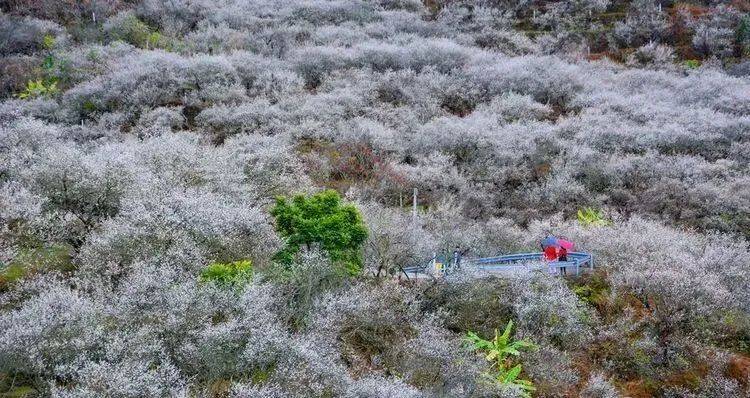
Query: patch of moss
[
  {"left": 570, "top": 271, "right": 611, "bottom": 313},
  {"left": 0, "top": 386, "right": 37, "bottom": 398},
  {"left": 406, "top": 361, "right": 442, "bottom": 389},
  {"left": 250, "top": 365, "right": 275, "bottom": 384},
  {"left": 0, "top": 244, "right": 73, "bottom": 291}
]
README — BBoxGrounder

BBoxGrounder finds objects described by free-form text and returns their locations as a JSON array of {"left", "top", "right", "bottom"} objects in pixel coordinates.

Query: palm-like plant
[
  {"left": 497, "top": 364, "right": 536, "bottom": 396},
  {"left": 466, "top": 320, "right": 538, "bottom": 397}
]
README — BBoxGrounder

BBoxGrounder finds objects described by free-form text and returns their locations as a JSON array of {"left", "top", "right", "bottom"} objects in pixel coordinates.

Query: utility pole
[{"left": 412, "top": 188, "right": 417, "bottom": 224}]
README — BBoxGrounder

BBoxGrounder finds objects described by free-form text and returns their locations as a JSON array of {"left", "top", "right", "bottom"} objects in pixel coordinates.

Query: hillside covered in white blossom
[{"left": 1, "top": 0, "right": 750, "bottom": 397}]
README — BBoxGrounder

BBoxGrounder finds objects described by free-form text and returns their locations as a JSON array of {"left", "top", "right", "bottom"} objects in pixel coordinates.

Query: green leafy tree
[
  {"left": 271, "top": 190, "right": 368, "bottom": 275},
  {"left": 466, "top": 320, "right": 538, "bottom": 397},
  {"left": 200, "top": 260, "right": 253, "bottom": 288}
]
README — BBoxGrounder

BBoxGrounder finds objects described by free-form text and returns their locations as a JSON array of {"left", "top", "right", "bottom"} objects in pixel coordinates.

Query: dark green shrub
[
  {"left": 736, "top": 16, "right": 750, "bottom": 57},
  {"left": 422, "top": 278, "right": 515, "bottom": 337},
  {"left": 271, "top": 190, "right": 368, "bottom": 275},
  {"left": 105, "top": 12, "right": 167, "bottom": 49},
  {"left": 340, "top": 313, "right": 415, "bottom": 373}
]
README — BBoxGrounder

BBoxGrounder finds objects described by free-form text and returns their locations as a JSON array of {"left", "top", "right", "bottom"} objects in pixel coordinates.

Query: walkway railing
[
  {"left": 402, "top": 251, "right": 594, "bottom": 279},
  {"left": 468, "top": 251, "right": 594, "bottom": 276}
]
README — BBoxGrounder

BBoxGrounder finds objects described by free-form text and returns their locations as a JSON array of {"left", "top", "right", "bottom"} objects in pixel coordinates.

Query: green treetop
[{"left": 271, "top": 190, "right": 368, "bottom": 275}]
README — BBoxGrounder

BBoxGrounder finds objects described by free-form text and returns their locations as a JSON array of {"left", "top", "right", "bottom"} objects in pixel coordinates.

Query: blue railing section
[
  {"left": 403, "top": 251, "right": 594, "bottom": 278},
  {"left": 470, "top": 251, "right": 593, "bottom": 276}
]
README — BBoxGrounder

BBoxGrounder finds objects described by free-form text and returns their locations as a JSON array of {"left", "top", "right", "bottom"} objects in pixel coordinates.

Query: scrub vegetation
[{"left": 0, "top": 0, "right": 749, "bottom": 397}]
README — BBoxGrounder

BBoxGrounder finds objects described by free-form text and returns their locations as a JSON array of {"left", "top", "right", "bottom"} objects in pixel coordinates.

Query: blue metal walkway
[{"left": 402, "top": 252, "right": 594, "bottom": 279}]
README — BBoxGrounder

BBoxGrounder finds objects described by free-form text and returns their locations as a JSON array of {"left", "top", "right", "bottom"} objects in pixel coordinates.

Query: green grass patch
[{"left": 199, "top": 260, "right": 253, "bottom": 288}]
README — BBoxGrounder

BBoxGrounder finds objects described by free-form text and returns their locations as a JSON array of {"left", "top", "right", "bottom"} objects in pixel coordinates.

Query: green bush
[
  {"left": 684, "top": 59, "right": 701, "bottom": 69},
  {"left": 42, "top": 34, "right": 55, "bottom": 51},
  {"left": 105, "top": 12, "right": 168, "bottom": 49},
  {"left": 109, "top": 14, "right": 150, "bottom": 48},
  {"left": 717, "top": 310, "right": 750, "bottom": 354},
  {"left": 0, "top": 263, "right": 26, "bottom": 288},
  {"left": 199, "top": 260, "right": 253, "bottom": 288},
  {"left": 16, "top": 79, "right": 58, "bottom": 99},
  {"left": 271, "top": 190, "right": 368, "bottom": 275}
]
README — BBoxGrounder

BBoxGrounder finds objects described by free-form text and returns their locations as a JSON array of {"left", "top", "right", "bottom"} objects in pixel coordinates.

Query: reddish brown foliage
[
  {"left": 726, "top": 354, "right": 750, "bottom": 387},
  {"left": 621, "top": 379, "right": 654, "bottom": 398}
]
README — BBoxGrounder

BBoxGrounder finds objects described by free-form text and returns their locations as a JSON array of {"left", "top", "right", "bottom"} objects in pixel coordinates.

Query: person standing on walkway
[
  {"left": 452, "top": 247, "right": 461, "bottom": 270},
  {"left": 558, "top": 246, "right": 568, "bottom": 275}
]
